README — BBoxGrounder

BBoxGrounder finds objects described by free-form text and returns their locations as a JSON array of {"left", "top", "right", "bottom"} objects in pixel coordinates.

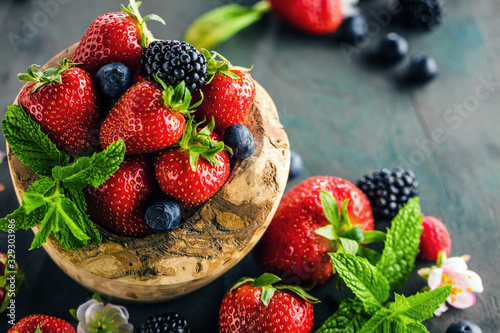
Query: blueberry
[
  {"left": 407, "top": 53, "right": 439, "bottom": 83},
  {"left": 223, "top": 124, "right": 255, "bottom": 159},
  {"left": 445, "top": 320, "right": 482, "bottom": 333},
  {"left": 376, "top": 33, "right": 409, "bottom": 65},
  {"left": 95, "top": 62, "right": 133, "bottom": 100},
  {"left": 144, "top": 197, "right": 182, "bottom": 233},
  {"left": 338, "top": 15, "right": 368, "bottom": 44},
  {"left": 288, "top": 150, "right": 303, "bottom": 180}
]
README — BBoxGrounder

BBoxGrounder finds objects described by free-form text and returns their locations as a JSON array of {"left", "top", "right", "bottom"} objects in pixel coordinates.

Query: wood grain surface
[{"left": 0, "top": 0, "right": 499, "bottom": 332}]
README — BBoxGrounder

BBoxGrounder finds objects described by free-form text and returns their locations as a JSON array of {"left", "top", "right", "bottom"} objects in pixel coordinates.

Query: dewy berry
[
  {"left": 223, "top": 124, "right": 255, "bottom": 159},
  {"left": 375, "top": 33, "right": 409, "bottom": 65},
  {"left": 418, "top": 216, "right": 451, "bottom": 261},
  {"left": 407, "top": 53, "right": 439, "bottom": 83},
  {"left": 95, "top": 62, "right": 133, "bottom": 101},
  {"left": 140, "top": 40, "right": 207, "bottom": 92},
  {"left": 338, "top": 15, "right": 368, "bottom": 44},
  {"left": 445, "top": 320, "right": 482, "bottom": 333},
  {"left": 355, "top": 167, "right": 419, "bottom": 221},
  {"left": 137, "top": 312, "right": 191, "bottom": 333},
  {"left": 144, "top": 197, "right": 182, "bottom": 233}
]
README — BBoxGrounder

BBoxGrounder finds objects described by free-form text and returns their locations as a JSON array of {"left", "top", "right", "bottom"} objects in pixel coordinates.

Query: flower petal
[
  {"left": 76, "top": 299, "right": 99, "bottom": 323},
  {"left": 85, "top": 302, "right": 104, "bottom": 321},
  {"left": 119, "top": 323, "right": 134, "bottom": 333},
  {"left": 457, "top": 270, "right": 484, "bottom": 293},
  {"left": 433, "top": 302, "right": 448, "bottom": 317},
  {"left": 448, "top": 290, "right": 476, "bottom": 309},
  {"left": 76, "top": 323, "right": 86, "bottom": 333},
  {"left": 441, "top": 257, "right": 467, "bottom": 271},
  {"left": 428, "top": 268, "right": 444, "bottom": 290}
]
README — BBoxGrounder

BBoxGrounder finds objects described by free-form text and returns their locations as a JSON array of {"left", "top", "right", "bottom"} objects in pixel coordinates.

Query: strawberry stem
[
  {"left": 122, "top": 0, "right": 165, "bottom": 47},
  {"left": 18, "top": 59, "right": 78, "bottom": 93}
]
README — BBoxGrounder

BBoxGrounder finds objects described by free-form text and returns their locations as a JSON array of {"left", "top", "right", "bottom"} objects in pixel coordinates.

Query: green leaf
[
  {"left": 315, "top": 299, "right": 370, "bottom": 333},
  {"left": 376, "top": 198, "right": 423, "bottom": 291},
  {"left": 52, "top": 140, "right": 125, "bottom": 189},
  {"left": 253, "top": 273, "right": 282, "bottom": 287},
  {"left": 260, "top": 285, "right": 277, "bottom": 307},
  {"left": 315, "top": 224, "right": 337, "bottom": 241},
  {"left": 356, "top": 246, "right": 382, "bottom": 266},
  {"left": 391, "top": 286, "right": 452, "bottom": 322},
  {"left": 21, "top": 192, "right": 48, "bottom": 214},
  {"left": 339, "top": 237, "right": 359, "bottom": 255},
  {"left": 362, "top": 231, "right": 386, "bottom": 243},
  {"left": 330, "top": 253, "right": 390, "bottom": 315},
  {"left": 92, "top": 292, "right": 103, "bottom": 303},
  {"left": 341, "top": 225, "right": 364, "bottom": 243},
  {"left": 183, "top": 0, "right": 271, "bottom": 49},
  {"left": 320, "top": 190, "right": 341, "bottom": 229},
  {"left": 0, "top": 204, "right": 44, "bottom": 232},
  {"left": 358, "top": 308, "right": 391, "bottom": 333},
  {"left": 3, "top": 105, "right": 68, "bottom": 176},
  {"left": 400, "top": 318, "right": 429, "bottom": 333},
  {"left": 276, "top": 285, "right": 320, "bottom": 304}
]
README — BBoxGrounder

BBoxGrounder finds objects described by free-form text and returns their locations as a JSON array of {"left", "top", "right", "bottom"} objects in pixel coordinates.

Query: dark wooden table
[{"left": 1, "top": 0, "right": 499, "bottom": 332}]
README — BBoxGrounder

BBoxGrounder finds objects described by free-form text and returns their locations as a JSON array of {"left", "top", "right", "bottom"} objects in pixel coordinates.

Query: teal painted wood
[{"left": 0, "top": 0, "right": 499, "bottom": 332}]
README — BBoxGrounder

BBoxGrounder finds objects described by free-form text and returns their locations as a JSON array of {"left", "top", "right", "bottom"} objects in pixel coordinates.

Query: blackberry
[
  {"left": 398, "top": 0, "right": 445, "bottom": 30},
  {"left": 355, "top": 167, "right": 419, "bottom": 221},
  {"left": 140, "top": 40, "right": 207, "bottom": 92},
  {"left": 136, "top": 312, "right": 190, "bottom": 333}
]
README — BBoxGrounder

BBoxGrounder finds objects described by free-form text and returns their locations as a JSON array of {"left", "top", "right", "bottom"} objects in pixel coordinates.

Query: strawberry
[
  {"left": 70, "top": 0, "right": 164, "bottom": 77},
  {"left": 17, "top": 59, "right": 101, "bottom": 156},
  {"left": 218, "top": 273, "right": 318, "bottom": 333},
  {"left": 8, "top": 315, "right": 75, "bottom": 333},
  {"left": 1, "top": 252, "right": 25, "bottom": 313},
  {"left": 85, "top": 155, "right": 159, "bottom": 237},
  {"left": 418, "top": 216, "right": 452, "bottom": 261},
  {"left": 100, "top": 80, "right": 198, "bottom": 155},
  {"left": 155, "top": 116, "right": 230, "bottom": 207},
  {"left": 253, "top": 176, "right": 374, "bottom": 286},
  {"left": 193, "top": 51, "right": 256, "bottom": 136},
  {"left": 270, "top": 0, "right": 344, "bottom": 34}
]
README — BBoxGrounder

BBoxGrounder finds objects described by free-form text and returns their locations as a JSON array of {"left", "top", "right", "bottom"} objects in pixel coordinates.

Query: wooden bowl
[{"left": 7, "top": 44, "right": 290, "bottom": 302}]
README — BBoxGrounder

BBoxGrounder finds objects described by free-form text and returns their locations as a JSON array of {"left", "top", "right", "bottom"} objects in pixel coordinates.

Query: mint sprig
[
  {"left": 376, "top": 198, "right": 423, "bottom": 291},
  {"left": 3, "top": 105, "right": 68, "bottom": 176},
  {"left": 1, "top": 104, "right": 126, "bottom": 249},
  {"left": 317, "top": 199, "right": 451, "bottom": 333}
]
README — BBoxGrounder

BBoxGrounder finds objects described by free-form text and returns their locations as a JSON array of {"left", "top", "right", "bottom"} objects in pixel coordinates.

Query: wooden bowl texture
[{"left": 7, "top": 43, "right": 290, "bottom": 302}]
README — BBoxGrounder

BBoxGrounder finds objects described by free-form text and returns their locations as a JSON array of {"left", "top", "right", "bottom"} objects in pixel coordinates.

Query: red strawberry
[
  {"left": 17, "top": 60, "right": 101, "bottom": 156},
  {"left": 85, "top": 155, "right": 159, "bottom": 237},
  {"left": 253, "top": 176, "right": 374, "bottom": 286},
  {"left": 219, "top": 273, "right": 317, "bottom": 333},
  {"left": 100, "top": 80, "right": 194, "bottom": 155},
  {"left": 193, "top": 51, "right": 256, "bottom": 136},
  {"left": 418, "top": 216, "right": 452, "bottom": 261},
  {"left": 270, "top": 0, "right": 344, "bottom": 34},
  {"left": 1, "top": 252, "right": 25, "bottom": 313},
  {"left": 8, "top": 315, "right": 75, "bottom": 333},
  {"left": 70, "top": 0, "right": 164, "bottom": 77},
  {"left": 155, "top": 116, "right": 230, "bottom": 207}
]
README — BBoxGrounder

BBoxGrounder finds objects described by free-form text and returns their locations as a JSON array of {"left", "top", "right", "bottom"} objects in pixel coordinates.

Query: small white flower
[
  {"left": 419, "top": 255, "right": 483, "bottom": 316},
  {"left": 76, "top": 298, "right": 133, "bottom": 333}
]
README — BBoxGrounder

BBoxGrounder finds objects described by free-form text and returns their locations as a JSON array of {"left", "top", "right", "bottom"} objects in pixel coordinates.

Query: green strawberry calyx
[
  {"left": 231, "top": 273, "right": 320, "bottom": 307},
  {"left": 156, "top": 77, "right": 203, "bottom": 113},
  {"left": 18, "top": 58, "right": 78, "bottom": 93},
  {"left": 315, "top": 191, "right": 386, "bottom": 255},
  {"left": 203, "top": 49, "right": 251, "bottom": 84},
  {"left": 121, "top": 0, "right": 165, "bottom": 48},
  {"left": 175, "top": 115, "right": 232, "bottom": 171}
]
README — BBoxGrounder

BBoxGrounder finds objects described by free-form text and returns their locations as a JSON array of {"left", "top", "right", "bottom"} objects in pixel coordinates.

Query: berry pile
[
  {"left": 14, "top": 0, "right": 257, "bottom": 238},
  {"left": 136, "top": 312, "right": 191, "bottom": 333},
  {"left": 398, "top": 0, "right": 445, "bottom": 30}
]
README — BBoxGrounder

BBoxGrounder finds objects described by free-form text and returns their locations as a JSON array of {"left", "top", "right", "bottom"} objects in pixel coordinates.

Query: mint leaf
[
  {"left": 330, "top": 253, "right": 390, "bottom": 315},
  {"left": 183, "top": 1, "right": 271, "bottom": 49},
  {"left": 392, "top": 286, "right": 451, "bottom": 322},
  {"left": 3, "top": 105, "right": 68, "bottom": 176},
  {"left": 376, "top": 198, "right": 423, "bottom": 291},
  {"left": 358, "top": 308, "right": 391, "bottom": 333},
  {"left": 52, "top": 140, "right": 125, "bottom": 189},
  {"left": 356, "top": 246, "right": 382, "bottom": 266},
  {"left": 315, "top": 299, "right": 370, "bottom": 333}
]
